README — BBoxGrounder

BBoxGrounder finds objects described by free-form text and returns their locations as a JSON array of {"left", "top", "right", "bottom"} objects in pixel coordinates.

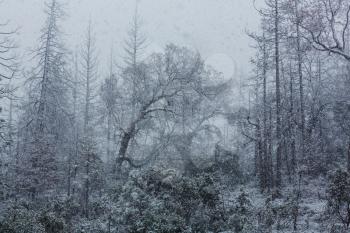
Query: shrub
[
  {"left": 0, "top": 204, "right": 46, "bottom": 233},
  {"left": 325, "top": 170, "right": 350, "bottom": 231},
  {"left": 228, "top": 190, "right": 256, "bottom": 233},
  {"left": 112, "top": 169, "right": 230, "bottom": 232}
]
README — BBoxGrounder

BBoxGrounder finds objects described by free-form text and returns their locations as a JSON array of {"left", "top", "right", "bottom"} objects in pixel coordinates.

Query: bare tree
[
  {"left": 248, "top": 27, "right": 276, "bottom": 191},
  {"left": 303, "top": 0, "right": 350, "bottom": 61},
  {"left": 0, "top": 15, "right": 17, "bottom": 148},
  {"left": 80, "top": 20, "right": 100, "bottom": 218},
  {"left": 256, "top": 0, "right": 284, "bottom": 189},
  {"left": 100, "top": 50, "right": 118, "bottom": 164},
  {"left": 0, "top": 22, "right": 17, "bottom": 81},
  {"left": 114, "top": 45, "right": 211, "bottom": 174},
  {"left": 81, "top": 21, "right": 98, "bottom": 134},
  {"left": 293, "top": 0, "right": 306, "bottom": 160},
  {"left": 272, "top": 0, "right": 283, "bottom": 188},
  {"left": 19, "top": 0, "right": 69, "bottom": 198},
  {"left": 67, "top": 50, "right": 79, "bottom": 198},
  {"left": 303, "top": 0, "right": 350, "bottom": 171},
  {"left": 123, "top": 6, "right": 147, "bottom": 120}
]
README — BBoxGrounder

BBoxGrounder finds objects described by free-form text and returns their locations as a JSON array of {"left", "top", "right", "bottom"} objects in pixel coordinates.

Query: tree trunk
[
  {"left": 114, "top": 121, "right": 137, "bottom": 175},
  {"left": 262, "top": 35, "right": 272, "bottom": 191},
  {"left": 84, "top": 152, "right": 90, "bottom": 218},
  {"left": 294, "top": 0, "right": 306, "bottom": 166},
  {"left": 274, "top": 0, "right": 282, "bottom": 188},
  {"left": 347, "top": 140, "right": 350, "bottom": 173},
  {"left": 289, "top": 61, "right": 296, "bottom": 178},
  {"left": 107, "top": 113, "right": 112, "bottom": 163},
  {"left": 268, "top": 107, "right": 275, "bottom": 191}
]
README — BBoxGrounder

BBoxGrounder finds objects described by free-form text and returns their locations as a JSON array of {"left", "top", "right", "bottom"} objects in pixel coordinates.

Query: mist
[{"left": 1, "top": 0, "right": 350, "bottom": 232}]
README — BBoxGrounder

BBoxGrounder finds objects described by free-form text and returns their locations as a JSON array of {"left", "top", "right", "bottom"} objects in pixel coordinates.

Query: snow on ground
[{"left": 220, "top": 177, "right": 328, "bottom": 233}]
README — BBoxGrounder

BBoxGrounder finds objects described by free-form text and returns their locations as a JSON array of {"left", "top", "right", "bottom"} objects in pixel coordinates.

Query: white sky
[{"left": 0, "top": 0, "right": 261, "bottom": 80}]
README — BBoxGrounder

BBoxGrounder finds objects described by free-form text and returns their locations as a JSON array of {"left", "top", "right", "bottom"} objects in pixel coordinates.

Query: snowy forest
[{"left": 1, "top": 0, "right": 350, "bottom": 232}]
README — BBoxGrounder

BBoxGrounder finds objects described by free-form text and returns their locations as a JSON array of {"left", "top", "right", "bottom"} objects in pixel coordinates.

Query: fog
[
  {"left": 0, "top": 0, "right": 260, "bottom": 79},
  {"left": 3, "top": 0, "right": 347, "bottom": 232}
]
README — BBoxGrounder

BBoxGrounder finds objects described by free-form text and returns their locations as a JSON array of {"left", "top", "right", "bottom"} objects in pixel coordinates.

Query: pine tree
[{"left": 19, "top": 0, "right": 69, "bottom": 199}]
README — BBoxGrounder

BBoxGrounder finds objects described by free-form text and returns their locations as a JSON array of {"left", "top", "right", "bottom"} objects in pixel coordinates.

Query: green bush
[{"left": 112, "top": 169, "right": 230, "bottom": 232}]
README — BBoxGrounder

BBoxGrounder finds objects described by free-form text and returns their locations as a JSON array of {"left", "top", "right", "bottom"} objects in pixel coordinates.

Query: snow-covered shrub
[
  {"left": 324, "top": 170, "right": 350, "bottom": 231},
  {"left": 228, "top": 190, "right": 257, "bottom": 233},
  {"left": 0, "top": 204, "right": 46, "bottom": 233},
  {"left": 38, "top": 211, "right": 65, "bottom": 233},
  {"left": 112, "top": 169, "right": 231, "bottom": 232},
  {"left": 256, "top": 198, "right": 274, "bottom": 233},
  {"left": 71, "top": 219, "right": 107, "bottom": 233}
]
